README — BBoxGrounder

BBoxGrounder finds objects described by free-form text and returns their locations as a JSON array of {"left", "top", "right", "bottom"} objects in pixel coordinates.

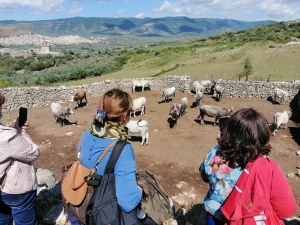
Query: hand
[
  {"left": 14, "top": 118, "right": 29, "bottom": 133},
  {"left": 22, "top": 121, "right": 29, "bottom": 133}
]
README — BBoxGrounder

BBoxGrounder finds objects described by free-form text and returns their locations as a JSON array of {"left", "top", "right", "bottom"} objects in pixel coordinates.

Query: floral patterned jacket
[{"left": 199, "top": 145, "right": 242, "bottom": 215}]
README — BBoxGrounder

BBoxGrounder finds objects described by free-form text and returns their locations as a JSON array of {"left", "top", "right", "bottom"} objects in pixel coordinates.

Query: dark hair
[
  {"left": 0, "top": 92, "right": 5, "bottom": 106},
  {"left": 97, "top": 88, "right": 132, "bottom": 125},
  {"left": 217, "top": 108, "right": 271, "bottom": 169}
]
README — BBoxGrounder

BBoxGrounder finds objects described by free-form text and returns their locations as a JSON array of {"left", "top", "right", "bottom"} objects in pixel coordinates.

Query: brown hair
[
  {"left": 0, "top": 92, "right": 5, "bottom": 106},
  {"left": 217, "top": 108, "right": 271, "bottom": 169},
  {"left": 98, "top": 88, "right": 132, "bottom": 125}
]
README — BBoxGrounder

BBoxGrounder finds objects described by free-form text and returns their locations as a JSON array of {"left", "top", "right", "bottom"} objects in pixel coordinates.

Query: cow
[
  {"left": 51, "top": 103, "right": 74, "bottom": 126},
  {"left": 214, "top": 85, "right": 225, "bottom": 101},
  {"left": 73, "top": 89, "right": 88, "bottom": 108},
  {"left": 179, "top": 97, "right": 188, "bottom": 117},
  {"left": 200, "top": 80, "right": 212, "bottom": 88},
  {"left": 192, "top": 89, "right": 203, "bottom": 108},
  {"left": 197, "top": 105, "right": 234, "bottom": 126},
  {"left": 169, "top": 103, "right": 181, "bottom": 125},
  {"left": 273, "top": 110, "right": 291, "bottom": 136},
  {"left": 126, "top": 119, "right": 149, "bottom": 146},
  {"left": 273, "top": 88, "right": 288, "bottom": 105},
  {"left": 132, "top": 80, "right": 150, "bottom": 93},
  {"left": 192, "top": 81, "right": 204, "bottom": 93},
  {"left": 160, "top": 87, "right": 176, "bottom": 102},
  {"left": 131, "top": 97, "right": 146, "bottom": 117}
]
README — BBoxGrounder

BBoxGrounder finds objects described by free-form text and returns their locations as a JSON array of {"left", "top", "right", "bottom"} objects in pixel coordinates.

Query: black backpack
[{"left": 86, "top": 140, "right": 141, "bottom": 225}]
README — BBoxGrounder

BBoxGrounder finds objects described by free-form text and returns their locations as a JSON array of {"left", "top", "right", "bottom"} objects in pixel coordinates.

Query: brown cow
[{"left": 73, "top": 89, "right": 88, "bottom": 108}]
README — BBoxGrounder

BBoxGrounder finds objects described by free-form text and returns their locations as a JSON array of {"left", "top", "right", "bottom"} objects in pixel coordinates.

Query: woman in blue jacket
[{"left": 68, "top": 88, "right": 142, "bottom": 224}]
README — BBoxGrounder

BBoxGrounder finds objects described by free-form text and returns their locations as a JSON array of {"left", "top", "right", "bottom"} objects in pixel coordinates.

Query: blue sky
[{"left": 0, "top": 0, "right": 299, "bottom": 21}]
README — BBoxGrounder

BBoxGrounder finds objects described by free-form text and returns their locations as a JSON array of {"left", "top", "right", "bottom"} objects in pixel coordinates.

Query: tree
[{"left": 244, "top": 58, "right": 253, "bottom": 81}]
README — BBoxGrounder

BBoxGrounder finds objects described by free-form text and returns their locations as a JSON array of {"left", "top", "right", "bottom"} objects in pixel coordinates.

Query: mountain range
[{"left": 0, "top": 17, "right": 276, "bottom": 37}]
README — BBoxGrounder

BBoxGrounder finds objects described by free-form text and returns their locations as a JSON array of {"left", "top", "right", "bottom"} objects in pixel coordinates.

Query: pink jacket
[
  {"left": 0, "top": 124, "right": 40, "bottom": 194},
  {"left": 221, "top": 157, "right": 297, "bottom": 225}
]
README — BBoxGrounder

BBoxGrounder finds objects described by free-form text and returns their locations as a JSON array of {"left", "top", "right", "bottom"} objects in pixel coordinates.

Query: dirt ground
[{"left": 2, "top": 90, "right": 300, "bottom": 215}]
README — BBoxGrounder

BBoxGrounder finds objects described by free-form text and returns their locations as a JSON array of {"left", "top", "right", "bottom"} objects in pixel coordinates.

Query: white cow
[
  {"left": 51, "top": 103, "right": 74, "bottom": 126},
  {"left": 132, "top": 80, "right": 150, "bottom": 93},
  {"left": 200, "top": 80, "right": 212, "bottom": 87},
  {"left": 192, "top": 81, "right": 204, "bottom": 92},
  {"left": 193, "top": 89, "right": 203, "bottom": 107},
  {"left": 179, "top": 97, "right": 188, "bottom": 117},
  {"left": 214, "top": 85, "right": 225, "bottom": 101},
  {"left": 273, "top": 88, "right": 288, "bottom": 105},
  {"left": 160, "top": 87, "right": 176, "bottom": 102},
  {"left": 273, "top": 110, "right": 291, "bottom": 136},
  {"left": 126, "top": 119, "right": 149, "bottom": 146},
  {"left": 131, "top": 97, "right": 146, "bottom": 117}
]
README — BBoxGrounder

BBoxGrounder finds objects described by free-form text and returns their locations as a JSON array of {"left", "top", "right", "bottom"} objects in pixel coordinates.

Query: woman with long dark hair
[{"left": 199, "top": 108, "right": 297, "bottom": 225}]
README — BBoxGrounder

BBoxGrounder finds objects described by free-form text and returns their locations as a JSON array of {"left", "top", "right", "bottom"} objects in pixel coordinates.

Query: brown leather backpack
[{"left": 61, "top": 140, "right": 116, "bottom": 224}]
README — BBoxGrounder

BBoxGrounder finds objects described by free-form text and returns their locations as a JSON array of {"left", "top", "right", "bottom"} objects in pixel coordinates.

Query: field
[
  {"left": 1, "top": 90, "right": 299, "bottom": 216},
  {"left": 55, "top": 42, "right": 300, "bottom": 86}
]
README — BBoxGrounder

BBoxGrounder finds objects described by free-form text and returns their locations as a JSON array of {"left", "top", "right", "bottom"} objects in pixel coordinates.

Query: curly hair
[{"left": 217, "top": 108, "right": 271, "bottom": 169}]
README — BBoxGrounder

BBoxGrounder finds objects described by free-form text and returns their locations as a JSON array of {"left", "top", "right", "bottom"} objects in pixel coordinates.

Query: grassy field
[{"left": 56, "top": 41, "right": 300, "bottom": 86}]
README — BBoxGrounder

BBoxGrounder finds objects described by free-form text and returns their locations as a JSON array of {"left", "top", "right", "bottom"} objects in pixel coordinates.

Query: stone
[
  {"left": 287, "top": 173, "right": 295, "bottom": 178},
  {"left": 296, "top": 151, "right": 300, "bottom": 156},
  {"left": 104, "top": 79, "right": 111, "bottom": 84},
  {"left": 65, "top": 132, "right": 74, "bottom": 137},
  {"left": 36, "top": 168, "right": 56, "bottom": 189}
]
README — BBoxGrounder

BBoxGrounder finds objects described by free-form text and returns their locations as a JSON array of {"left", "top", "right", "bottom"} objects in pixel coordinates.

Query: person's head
[
  {"left": 97, "top": 88, "right": 132, "bottom": 126},
  {"left": 217, "top": 108, "right": 271, "bottom": 169},
  {"left": 0, "top": 92, "right": 5, "bottom": 119}
]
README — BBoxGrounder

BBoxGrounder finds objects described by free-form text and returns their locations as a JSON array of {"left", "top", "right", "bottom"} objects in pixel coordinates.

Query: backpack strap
[
  {"left": 93, "top": 142, "right": 117, "bottom": 171},
  {"left": 104, "top": 140, "right": 128, "bottom": 174}
]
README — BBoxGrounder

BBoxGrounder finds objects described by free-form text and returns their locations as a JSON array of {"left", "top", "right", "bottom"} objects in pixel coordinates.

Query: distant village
[{"left": 0, "top": 33, "right": 109, "bottom": 55}]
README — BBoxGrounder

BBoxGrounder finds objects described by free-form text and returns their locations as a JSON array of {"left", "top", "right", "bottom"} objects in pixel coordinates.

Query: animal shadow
[
  {"left": 128, "top": 136, "right": 142, "bottom": 143},
  {"left": 212, "top": 96, "right": 220, "bottom": 102},
  {"left": 74, "top": 102, "right": 87, "bottom": 109},
  {"left": 56, "top": 118, "right": 78, "bottom": 126},
  {"left": 267, "top": 96, "right": 280, "bottom": 105},
  {"left": 158, "top": 99, "right": 172, "bottom": 104},
  {"left": 133, "top": 86, "right": 151, "bottom": 93},
  {"left": 289, "top": 127, "right": 300, "bottom": 146},
  {"left": 194, "top": 119, "right": 215, "bottom": 126},
  {"left": 167, "top": 117, "right": 177, "bottom": 128},
  {"left": 291, "top": 113, "right": 300, "bottom": 124},
  {"left": 190, "top": 102, "right": 198, "bottom": 108}
]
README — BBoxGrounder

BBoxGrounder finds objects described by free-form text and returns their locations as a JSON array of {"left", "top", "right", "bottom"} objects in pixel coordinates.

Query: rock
[
  {"left": 65, "top": 132, "right": 74, "bottom": 136},
  {"left": 297, "top": 151, "right": 300, "bottom": 156},
  {"left": 36, "top": 168, "right": 56, "bottom": 189},
  {"left": 287, "top": 173, "right": 295, "bottom": 178},
  {"left": 105, "top": 79, "right": 111, "bottom": 84}
]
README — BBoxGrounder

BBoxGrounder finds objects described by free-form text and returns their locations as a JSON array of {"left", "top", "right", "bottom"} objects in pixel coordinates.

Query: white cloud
[
  {"left": 258, "top": 0, "right": 298, "bottom": 18},
  {"left": 0, "top": 0, "right": 65, "bottom": 12},
  {"left": 135, "top": 12, "right": 144, "bottom": 18},
  {"left": 154, "top": 1, "right": 172, "bottom": 13},
  {"left": 174, "top": 7, "right": 182, "bottom": 13},
  {"left": 68, "top": 2, "right": 83, "bottom": 14},
  {"left": 117, "top": 9, "right": 124, "bottom": 15},
  {"left": 29, "top": 11, "right": 41, "bottom": 15}
]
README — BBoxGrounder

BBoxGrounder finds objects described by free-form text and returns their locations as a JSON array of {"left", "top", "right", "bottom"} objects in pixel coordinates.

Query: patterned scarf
[{"left": 90, "top": 120, "right": 128, "bottom": 140}]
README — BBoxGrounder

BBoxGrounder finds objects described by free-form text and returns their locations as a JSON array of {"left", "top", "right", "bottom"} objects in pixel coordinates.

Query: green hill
[{"left": 0, "top": 17, "right": 275, "bottom": 37}]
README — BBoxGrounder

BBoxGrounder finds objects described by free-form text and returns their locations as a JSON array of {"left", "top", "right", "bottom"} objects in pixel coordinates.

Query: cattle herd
[{"left": 50, "top": 79, "right": 297, "bottom": 145}]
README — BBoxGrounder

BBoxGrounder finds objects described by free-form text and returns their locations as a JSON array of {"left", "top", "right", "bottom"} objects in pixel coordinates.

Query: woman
[
  {"left": 0, "top": 92, "right": 40, "bottom": 225},
  {"left": 199, "top": 108, "right": 297, "bottom": 225},
  {"left": 67, "top": 88, "right": 143, "bottom": 224}
]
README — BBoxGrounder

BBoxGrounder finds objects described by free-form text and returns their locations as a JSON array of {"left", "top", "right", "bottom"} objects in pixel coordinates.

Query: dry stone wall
[
  {"left": 217, "top": 80, "right": 300, "bottom": 100},
  {"left": 1, "top": 76, "right": 300, "bottom": 111},
  {"left": 1, "top": 75, "right": 190, "bottom": 111}
]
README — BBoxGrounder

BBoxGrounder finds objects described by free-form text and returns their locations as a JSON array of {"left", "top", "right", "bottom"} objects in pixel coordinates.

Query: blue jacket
[{"left": 78, "top": 131, "right": 142, "bottom": 212}]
